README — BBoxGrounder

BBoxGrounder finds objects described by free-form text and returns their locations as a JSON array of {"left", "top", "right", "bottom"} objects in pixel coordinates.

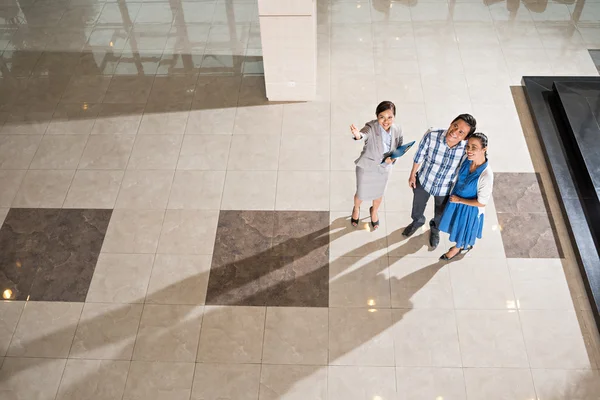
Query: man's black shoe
[
  {"left": 429, "top": 230, "right": 440, "bottom": 249},
  {"left": 402, "top": 223, "right": 418, "bottom": 237}
]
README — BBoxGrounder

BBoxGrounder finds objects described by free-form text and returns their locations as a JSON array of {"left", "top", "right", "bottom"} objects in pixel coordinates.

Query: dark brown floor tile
[
  {"left": 207, "top": 210, "right": 330, "bottom": 307},
  {"left": 493, "top": 172, "right": 547, "bottom": 213},
  {"left": 29, "top": 209, "right": 111, "bottom": 302},
  {"left": 498, "top": 212, "right": 563, "bottom": 258}
]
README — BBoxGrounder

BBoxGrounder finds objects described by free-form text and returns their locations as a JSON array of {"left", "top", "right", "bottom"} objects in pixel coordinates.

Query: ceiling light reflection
[{"left": 3, "top": 289, "right": 13, "bottom": 299}]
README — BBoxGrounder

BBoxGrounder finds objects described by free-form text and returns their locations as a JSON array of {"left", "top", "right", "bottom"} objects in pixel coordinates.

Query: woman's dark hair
[
  {"left": 467, "top": 131, "right": 489, "bottom": 158},
  {"left": 452, "top": 113, "right": 476, "bottom": 135},
  {"left": 376, "top": 101, "right": 396, "bottom": 117}
]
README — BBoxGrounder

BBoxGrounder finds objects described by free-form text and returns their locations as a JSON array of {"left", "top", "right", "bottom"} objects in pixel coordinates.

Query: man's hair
[
  {"left": 376, "top": 101, "right": 396, "bottom": 117},
  {"left": 452, "top": 113, "right": 476, "bottom": 135}
]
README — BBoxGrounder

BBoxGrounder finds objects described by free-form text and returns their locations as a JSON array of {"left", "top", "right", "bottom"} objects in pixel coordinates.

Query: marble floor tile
[
  {"left": 259, "top": 364, "right": 327, "bottom": 400},
  {"left": 497, "top": 212, "right": 563, "bottom": 258},
  {"left": 0, "top": 170, "right": 26, "bottom": 208},
  {"left": 449, "top": 258, "right": 516, "bottom": 310},
  {"left": 191, "top": 363, "right": 261, "bottom": 400},
  {"left": 12, "top": 170, "right": 74, "bottom": 208},
  {"left": 282, "top": 102, "right": 330, "bottom": 136},
  {"left": 70, "top": 302, "right": 143, "bottom": 360},
  {"left": 133, "top": 304, "right": 203, "bottom": 362},
  {"left": 520, "top": 309, "right": 593, "bottom": 369},
  {"left": 389, "top": 257, "right": 452, "bottom": 310},
  {"left": 78, "top": 134, "right": 135, "bottom": 170},
  {"left": 329, "top": 307, "right": 395, "bottom": 366},
  {"left": 157, "top": 210, "right": 219, "bottom": 255},
  {"left": 177, "top": 134, "right": 231, "bottom": 171},
  {"left": 456, "top": 310, "right": 529, "bottom": 368},
  {"left": 62, "top": 75, "right": 112, "bottom": 103},
  {"left": 233, "top": 105, "right": 283, "bottom": 136},
  {"left": 56, "top": 359, "right": 130, "bottom": 400},
  {"left": 329, "top": 255, "right": 391, "bottom": 308},
  {"left": 463, "top": 368, "right": 537, "bottom": 400},
  {"left": 396, "top": 367, "right": 467, "bottom": 400},
  {"left": 262, "top": 307, "right": 328, "bottom": 365},
  {"left": 103, "top": 76, "right": 154, "bottom": 104},
  {"left": 197, "top": 305, "right": 266, "bottom": 363},
  {"left": 115, "top": 170, "right": 174, "bottom": 210},
  {"left": 90, "top": 104, "right": 145, "bottom": 136},
  {"left": 385, "top": 212, "right": 451, "bottom": 259},
  {"left": 168, "top": 170, "right": 226, "bottom": 210},
  {"left": 328, "top": 365, "right": 397, "bottom": 400},
  {"left": 531, "top": 369, "right": 600, "bottom": 400},
  {"left": 0, "top": 357, "right": 67, "bottom": 400},
  {"left": 186, "top": 108, "right": 236, "bottom": 135},
  {"left": 101, "top": 209, "right": 165, "bottom": 254},
  {"left": 227, "top": 134, "right": 280, "bottom": 171},
  {"left": 8, "top": 301, "right": 83, "bottom": 358},
  {"left": 493, "top": 172, "right": 547, "bottom": 213},
  {"left": 0, "top": 134, "right": 42, "bottom": 169},
  {"left": 146, "top": 254, "right": 211, "bottom": 305},
  {"left": 508, "top": 258, "right": 575, "bottom": 310},
  {"left": 0, "top": 301, "right": 24, "bottom": 356},
  {"left": 123, "top": 361, "right": 195, "bottom": 400},
  {"left": 279, "top": 135, "right": 329, "bottom": 171},
  {"left": 138, "top": 103, "right": 190, "bottom": 136},
  {"left": 221, "top": 170, "right": 277, "bottom": 210},
  {"left": 0, "top": 208, "right": 8, "bottom": 226},
  {"left": 63, "top": 170, "right": 124, "bottom": 209},
  {"left": 86, "top": 253, "right": 154, "bottom": 303},
  {"left": 275, "top": 171, "right": 330, "bottom": 211},
  {"left": 328, "top": 212, "right": 389, "bottom": 259},
  {"left": 128, "top": 134, "right": 183, "bottom": 171}
]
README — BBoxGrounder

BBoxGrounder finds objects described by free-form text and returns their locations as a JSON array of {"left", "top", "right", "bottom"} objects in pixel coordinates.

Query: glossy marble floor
[{"left": 1, "top": 0, "right": 600, "bottom": 399}]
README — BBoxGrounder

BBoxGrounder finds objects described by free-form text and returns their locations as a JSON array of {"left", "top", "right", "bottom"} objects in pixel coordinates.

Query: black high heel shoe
[
  {"left": 440, "top": 246, "right": 473, "bottom": 261},
  {"left": 369, "top": 206, "right": 379, "bottom": 230},
  {"left": 351, "top": 206, "right": 360, "bottom": 227}
]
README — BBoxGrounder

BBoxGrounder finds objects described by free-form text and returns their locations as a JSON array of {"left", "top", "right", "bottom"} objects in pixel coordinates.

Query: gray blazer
[{"left": 354, "top": 120, "right": 403, "bottom": 171}]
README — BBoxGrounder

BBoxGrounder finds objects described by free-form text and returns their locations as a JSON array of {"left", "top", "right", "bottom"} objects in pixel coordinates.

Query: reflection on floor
[{"left": 1, "top": 0, "right": 600, "bottom": 399}]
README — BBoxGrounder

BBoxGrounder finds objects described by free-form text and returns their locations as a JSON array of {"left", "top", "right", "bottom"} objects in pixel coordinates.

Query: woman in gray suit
[{"left": 350, "top": 101, "right": 403, "bottom": 230}]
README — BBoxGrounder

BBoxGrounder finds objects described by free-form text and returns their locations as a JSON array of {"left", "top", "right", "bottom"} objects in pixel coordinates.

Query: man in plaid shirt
[{"left": 402, "top": 114, "right": 477, "bottom": 249}]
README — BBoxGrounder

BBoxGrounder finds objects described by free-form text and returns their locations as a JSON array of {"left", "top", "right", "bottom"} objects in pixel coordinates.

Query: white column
[{"left": 257, "top": 0, "right": 317, "bottom": 101}]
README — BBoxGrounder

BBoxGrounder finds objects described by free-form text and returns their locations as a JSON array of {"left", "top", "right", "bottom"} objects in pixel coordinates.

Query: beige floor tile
[
  {"left": 86, "top": 253, "right": 154, "bottom": 304},
  {"left": 262, "top": 307, "right": 328, "bottom": 365},
  {"left": 101, "top": 209, "right": 165, "bottom": 254},
  {"left": 127, "top": 135, "right": 183, "bottom": 170},
  {"left": 56, "top": 359, "right": 130, "bottom": 400},
  {"left": 8, "top": 301, "right": 83, "bottom": 358},
  {"left": 282, "top": 102, "right": 330, "bottom": 136},
  {"left": 227, "top": 134, "right": 280, "bottom": 171},
  {"left": 233, "top": 105, "right": 283, "bottom": 136},
  {"left": 0, "top": 357, "right": 67, "bottom": 400},
  {"left": 329, "top": 255, "right": 391, "bottom": 308},
  {"left": 279, "top": 135, "right": 329, "bottom": 171},
  {"left": 78, "top": 134, "right": 135, "bottom": 170},
  {"left": 157, "top": 210, "right": 219, "bottom": 255},
  {"left": 463, "top": 368, "right": 536, "bottom": 400},
  {"left": 508, "top": 258, "right": 575, "bottom": 310},
  {"left": 168, "top": 170, "right": 225, "bottom": 210},
  {"left": 138, "top": 105, "right": 189, "bottom": 136},
  {"left": 330, "top": 134, "right": 364, "bottom": 171},
  {"left": 329, "top": 170, "right": 358, "bottom": 212},
  {"left": 12, "top": 170, "right": 74, "bottom": 208},
  {"left": 177, "top": 134, "right": 231, "bottom": 170},
  {"left": 133, "top": 304, "right": 203, "bottom": 362},
  {"left": 392, "top": 309, "right": 461, "bottom": 367},
  {"left": 0, "top": 301, "right": 24, "bottom": 356},
  {"left": 1, "top": 109, "right": 53, "bottom": 136},
  {"left": 329, "top": 307, "right": 395, "bottom": 366},
  {"left": 396, "top": 367, "right": 467, "bottom": 400},
  {"left": 47, "top": 102, "right": 100, "bottom": 136},
  {"left": 389, "top": 257, "right": 453, "bottom": 309},
  {"left": 520, "top": 310, "right": 593, "bottom": 369},
  {"left": 0, "top": 170, "right": 26, "bottom": 207},
  {"left": 146, "top": 254, "right": 211, "bottom": 305},
  {"left": 0, "top": 134, "right": 42, "bottom": 169},
  {"left": 123, "top": 361, "right": 194, "bottom": 400},
  {"left": 531, "top": 369, "right": 600, "bottom": 400},
  {"left": 197, "top": 306, "right": 266, "bottom": 363},
  {"left": 328, "top": 365, "right": 397, "bottom": 400},
  {"left": 185, "top": 109, "right": 235, "bottom": 135},
  {"left": 221, "top": 170, "right": 277, "bottom": 210},
  {"left": 0, "top": 208, "right": 7, "bottom": 226},
  {"left": 456, "top": 310, "right": 529, "bottom": 368},
  {"left": 91, "top": 104, "right": 145, "bottom": 135},
  {"left": 70, "top": 303, "right": 143, "bottom": 360},
  {"left": 260, "top": 364, "right": 327, "bottom": 400},
  {"left": 385, "top": 212, "right": 451, "bottom": 259},
  {"left": 115, "top": 170, "right": 174, "bottom": 210},
  {"left": 275, "top": 171, "right": 330, "bottom": 211},
  {"left": 449, "top": 258, "right": 516, "bottom": 310},
  {"left": 328, "top": 212, "right": 389, "bottom": 258},
  {"left": 30, "top": 134, "right": 88, "bottom": 170},
  {"left": 191, "top": 363, "right": 261, "bottom": 400},
  {"left": 63, "top": 170, "right": 124, "bottom": 209}
]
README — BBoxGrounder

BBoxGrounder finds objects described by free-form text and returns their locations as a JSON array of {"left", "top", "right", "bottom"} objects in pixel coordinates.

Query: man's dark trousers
[{"left": 410, "top": 176, "right": 449, "bottom": 234}]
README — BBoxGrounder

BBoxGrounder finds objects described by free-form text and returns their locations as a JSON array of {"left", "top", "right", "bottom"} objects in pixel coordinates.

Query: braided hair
[{"left": 467, "top": 132, "right": 488, "bottom": 159}]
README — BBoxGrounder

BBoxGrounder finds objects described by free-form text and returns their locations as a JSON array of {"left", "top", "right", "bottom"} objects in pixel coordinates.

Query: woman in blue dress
[{"left": 439, "top": 132, "right": 493, "bottom": 260}]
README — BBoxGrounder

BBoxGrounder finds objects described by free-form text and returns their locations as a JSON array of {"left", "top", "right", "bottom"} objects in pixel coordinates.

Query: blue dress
[{"left": 439, "top": 160, "right": 488, "bottom": 248}]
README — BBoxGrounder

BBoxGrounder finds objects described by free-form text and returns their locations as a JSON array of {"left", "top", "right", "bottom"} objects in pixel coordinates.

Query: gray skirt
[{"left": 355, "top": 165, "right": 392, "bottom": 201}]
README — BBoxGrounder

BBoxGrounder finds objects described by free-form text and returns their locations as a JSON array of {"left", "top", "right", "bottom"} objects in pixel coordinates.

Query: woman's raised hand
[{"left": 350, "top": 124, "right": 361, "bottom": 139}]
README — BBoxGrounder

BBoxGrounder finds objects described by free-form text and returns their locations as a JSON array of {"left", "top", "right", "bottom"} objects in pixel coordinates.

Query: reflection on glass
[
  {"left": 368, "top": 299, "right": 376, "bottom": 306},
  {"left": 3, "top": 289, "right": 13, "bottom": 299}
]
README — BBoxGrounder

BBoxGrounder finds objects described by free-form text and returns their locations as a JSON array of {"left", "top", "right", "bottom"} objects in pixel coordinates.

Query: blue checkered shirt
[{"left": 413, "top": 129, "right": 466, "bottom": 196}]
